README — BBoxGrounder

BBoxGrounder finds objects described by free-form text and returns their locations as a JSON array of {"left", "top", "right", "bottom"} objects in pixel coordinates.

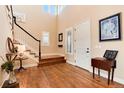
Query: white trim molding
[
  {"left": 23, "top": 63, "right": 38, "bottom": 68},
  {"left": 66, "top": 60, "right": 76, "bottom": 66},
  {"left": 99, "top": 73, "right": 124, "bottom": 84},
  {"left": 89, "top": 69, "right": 124, "bottom": 85},
  {"left": 66, "top": 62, "right": 124, "bottom": 85}
]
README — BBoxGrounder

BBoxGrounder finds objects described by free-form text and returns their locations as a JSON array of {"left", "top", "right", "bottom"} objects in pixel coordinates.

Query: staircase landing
[{"left": 38, "top": 55, "right": 66, "bottom": 67}]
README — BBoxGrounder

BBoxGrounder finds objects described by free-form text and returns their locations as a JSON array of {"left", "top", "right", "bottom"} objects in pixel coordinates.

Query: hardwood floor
[{"left": 15, "top": 63, "right": 124, "bottom": 88}]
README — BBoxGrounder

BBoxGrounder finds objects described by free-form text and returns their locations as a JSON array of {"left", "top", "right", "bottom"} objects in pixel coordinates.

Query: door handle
[
  {"left": 86, "top": 51, "right": 89, "bottom": 53},
  {"left": 86, "top": 48, "right": 90, "bottom": 53}
]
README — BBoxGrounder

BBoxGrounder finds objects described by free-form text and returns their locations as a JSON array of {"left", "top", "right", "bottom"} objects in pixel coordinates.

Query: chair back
[{"left": 103, "top": 50, "right": 118, "bottom": 60}]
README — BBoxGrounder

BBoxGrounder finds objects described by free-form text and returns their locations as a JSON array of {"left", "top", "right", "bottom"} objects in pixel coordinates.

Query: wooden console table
[{"left": 91, "top": 57, "right": 116, "bottom": 85}]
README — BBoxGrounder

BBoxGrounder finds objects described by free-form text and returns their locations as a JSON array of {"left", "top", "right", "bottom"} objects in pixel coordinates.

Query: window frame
[
  {"left": 41, "top": 31, "right": 50, "bottom": 46},
  {"left": 65, "top": 27, "right": 74, "bottom": 55}
]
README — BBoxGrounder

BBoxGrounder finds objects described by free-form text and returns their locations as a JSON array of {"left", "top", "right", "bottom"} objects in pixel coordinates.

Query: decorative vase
[{"left": 8, "top": 71, "right": 17, "bottom": 84}]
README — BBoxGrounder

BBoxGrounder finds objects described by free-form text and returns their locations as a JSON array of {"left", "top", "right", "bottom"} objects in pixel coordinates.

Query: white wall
[
  {"left": 58, "top": 5, "right": 124, "bottom": 84},
  {"left": 13, "top": 5, "right": 58, "bottom": 55},
  {"left": 0, "top": 5, "right": 12, "bottom": 86}
]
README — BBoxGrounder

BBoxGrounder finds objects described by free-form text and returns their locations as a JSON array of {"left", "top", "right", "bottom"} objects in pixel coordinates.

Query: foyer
[
  {"left": 16, "top": 63, "right": 124, "bottom": 88},
  {"left": 1, "top": 5, "right": 124, "bottom": 88}
]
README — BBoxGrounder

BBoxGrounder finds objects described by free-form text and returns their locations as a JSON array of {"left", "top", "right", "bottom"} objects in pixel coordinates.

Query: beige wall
[
  {"left": 58, "top": 5, "right": 124, "bottom": 83},
  {"left": 1, "top": 5, "right": 123, "bottom": 85},
  {"left": 13, "top": 5, "right": 58, "bottom": 54},
  {"left": 0, "top": 6, "right": 12, "bottom": 86}
]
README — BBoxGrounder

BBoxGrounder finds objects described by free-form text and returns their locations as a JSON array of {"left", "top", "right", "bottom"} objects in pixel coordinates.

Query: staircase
[
  {"left": 13, "top": 40, "right": 66, "bottom": 67},
  {"left": 38, "top": 55, "right": 66, "bottom": 67},
  {"left": 9, "top": 6, "right": 66, "bottom": 67},
  {"left": 13, "top": 40, "right": 39, "bottom": 62}
]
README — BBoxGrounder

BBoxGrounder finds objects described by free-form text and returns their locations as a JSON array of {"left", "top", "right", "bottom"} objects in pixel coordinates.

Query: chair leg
[
  {"left": 111, "top": 68, "right": 114, "bottom": 82},
  {"left": 98, "top": 68, "right": 100, "bottom": 77},
  {"left": 108, "top": 70, "right": 111, "bottom": 85},
  {"left": 18, "top": 58, "right": 26, "bottom": 71},
  {"left": 93, "top": 67, "right": 95, "bottom": 79}
]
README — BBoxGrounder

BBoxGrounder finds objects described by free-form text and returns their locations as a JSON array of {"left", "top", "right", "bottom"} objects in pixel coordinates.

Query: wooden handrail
[
  {"left": 13, "top": 16, "right": 40, "bottom": 42},
  {"left": 10, "top": 6, "right": 41, "bottom": 62}
]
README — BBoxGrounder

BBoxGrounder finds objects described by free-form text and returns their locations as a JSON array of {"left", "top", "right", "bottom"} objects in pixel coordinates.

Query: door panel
[{"left": 74, "top": 21, "right": 91, "bottom": 71}]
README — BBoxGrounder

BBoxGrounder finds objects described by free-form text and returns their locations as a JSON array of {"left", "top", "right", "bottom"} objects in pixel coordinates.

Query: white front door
[{"left": 74, "top": 20, "right": 91, "bottom": 71}]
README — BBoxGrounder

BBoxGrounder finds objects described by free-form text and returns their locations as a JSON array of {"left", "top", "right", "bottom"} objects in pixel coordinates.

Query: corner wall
[
  {"left": 0, "top": 5, "right": 12, "bottom": 86},
  {"left": 57, "top": 5, "right": 124, "bottom": 84},
  {"left": 13, "top": 5, "right": 58, "bottom": 55}
]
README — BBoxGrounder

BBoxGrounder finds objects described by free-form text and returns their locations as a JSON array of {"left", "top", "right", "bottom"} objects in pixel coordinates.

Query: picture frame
[
  {"left": 58, "top": 33, "right": 63, "bottom": 42},
  {"left": 99, "top": 13, "right": 121, "bottom": 41},
  {"left": 103, "top": 50, "right": 118, "bottom": 60}
]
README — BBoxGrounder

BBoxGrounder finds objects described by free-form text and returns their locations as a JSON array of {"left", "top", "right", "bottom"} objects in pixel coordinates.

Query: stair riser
[
  {"left": 38, "top": 55, "right": 66, "bottom": 67},
  {"left": 25, "top": 50, "right": 31, "bottom": 52},
  {"left": 38, "top": 60, "right": 66, "bottom": 67},
  {"left": 41, "top": 57, "right": 64, "bottom": 61},
  {"left": 40, "top": 59, "right": 66, "bottom": 64},
  {"left": 30, "top": 53, "right": 36, "bottom": 55}
]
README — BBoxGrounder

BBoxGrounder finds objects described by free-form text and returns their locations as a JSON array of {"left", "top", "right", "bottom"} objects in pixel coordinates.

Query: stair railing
[
  {"left": 13, "top": 16, "right": 41, "bottom": 62},
  {"left": 10, "top": 6, "right": 41, "bottom": 62}
]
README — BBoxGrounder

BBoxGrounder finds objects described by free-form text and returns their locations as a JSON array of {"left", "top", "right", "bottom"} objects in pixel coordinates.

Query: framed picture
[
  {"left": 99, "top": 13, "right": 121, "bottom": 41},
  {"left": 58, "top": 33, "right": 63, "bottom": 42}
]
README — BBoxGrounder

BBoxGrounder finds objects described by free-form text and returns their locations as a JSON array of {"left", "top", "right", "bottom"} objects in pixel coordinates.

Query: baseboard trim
[
  {"left": 89, "top": 69, "right": 124, "bottom": 85},
  {"left": 66, "top": 61, "right": 76, "bottom": 66},
  {"left": 23, "top": 64, "right": 38, "bottom": 68},
  {"left": 100, "top": 73, "right": 124, "bottom": 84},
  {"left": 14, "top": 64, "right": 38, "bottom": 70},
  {"left": 66, "top": 61, "right": 124, "bottom": 85}
]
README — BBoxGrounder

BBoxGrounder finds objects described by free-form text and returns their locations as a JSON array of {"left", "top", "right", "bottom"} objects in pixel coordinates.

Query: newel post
[{"left": 39, "top": 40, "right": 41, "bottom": 62}]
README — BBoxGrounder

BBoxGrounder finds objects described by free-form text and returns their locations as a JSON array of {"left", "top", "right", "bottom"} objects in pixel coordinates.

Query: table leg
[
  {"left": 18, "top": 58, "right": 26, "bottom": 71},
  {"left": 111, "top": 68, "right": 114, "bottom": 82},
  {"left": 108, "top": 70, "right": 111, "bottom": 85},
  {"left": 20, "top": 58, "right": 22, "bottom": 68},
  {"left": 98, "top": 68, "right": 100, "bottom": 77},
  {"left": 93, "top": 67, "right": 95, "bottom": 78}
]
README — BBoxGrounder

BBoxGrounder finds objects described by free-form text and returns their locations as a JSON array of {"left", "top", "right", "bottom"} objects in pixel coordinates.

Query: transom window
[{"left": 42, "top": 5, "right": 66, "bottom": 15}]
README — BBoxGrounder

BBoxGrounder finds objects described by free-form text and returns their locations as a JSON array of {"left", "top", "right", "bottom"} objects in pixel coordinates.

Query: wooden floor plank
[{"left": 15, "top": 63, "right": 124, "bottom": 88}]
